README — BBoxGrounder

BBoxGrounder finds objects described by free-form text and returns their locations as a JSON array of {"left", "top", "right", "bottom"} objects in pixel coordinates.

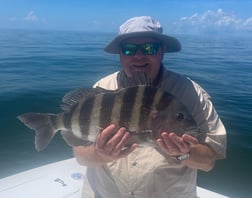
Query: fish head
[{"left": 151, "top": 93, "right": 200, "bottom": 138}]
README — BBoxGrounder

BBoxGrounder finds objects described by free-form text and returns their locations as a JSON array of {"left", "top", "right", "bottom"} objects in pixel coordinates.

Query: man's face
[{"left": 119, "top": 37, "right": 164, "bottom": 81}]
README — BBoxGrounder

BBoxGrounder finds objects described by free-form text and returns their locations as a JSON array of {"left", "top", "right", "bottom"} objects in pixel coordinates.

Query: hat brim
[{"left": 104, "top": 31, "right": 181, "bottom": 54}]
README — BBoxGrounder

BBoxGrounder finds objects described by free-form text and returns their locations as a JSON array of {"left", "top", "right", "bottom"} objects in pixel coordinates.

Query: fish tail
[{"left": 18, "top": 113, "right": 59, "bottom": 151}]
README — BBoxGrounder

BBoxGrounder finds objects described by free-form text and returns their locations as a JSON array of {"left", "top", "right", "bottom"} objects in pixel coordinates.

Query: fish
[{"left": 18, "top": 76, "right": 200, "bottom": 151}]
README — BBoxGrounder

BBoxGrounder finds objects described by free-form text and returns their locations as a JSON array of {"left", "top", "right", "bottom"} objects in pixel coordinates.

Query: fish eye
[{"left": 176, "top": 113, "right": 185, "bottom": 121}]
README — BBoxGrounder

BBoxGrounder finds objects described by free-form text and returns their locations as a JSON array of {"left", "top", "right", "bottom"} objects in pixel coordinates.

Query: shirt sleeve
[
  {"left": 191, "top": 81, "right": 227, "bottom": 158},
  {"left": 161, "top": 70, "right": 226, "bottom": 158},
  {"left": 92, "top": 71, "right": 119, "bottom": 90}
]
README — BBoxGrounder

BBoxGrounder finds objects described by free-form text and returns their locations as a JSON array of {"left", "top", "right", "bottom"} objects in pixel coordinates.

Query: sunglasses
[{"left": 120, "top": 43, "right": 161, "bottom": 56}]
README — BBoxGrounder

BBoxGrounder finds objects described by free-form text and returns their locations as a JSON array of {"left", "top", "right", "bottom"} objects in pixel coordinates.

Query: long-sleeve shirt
[{"left": 84, "top": 68, "right": 226, "bottom": 198}]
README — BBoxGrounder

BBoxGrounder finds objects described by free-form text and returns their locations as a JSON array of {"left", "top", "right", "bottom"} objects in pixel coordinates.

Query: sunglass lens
[
  {"left": 121, "top": 43, "right": 160, "bottom": 56},
  {"left": 121, "top": 44, "right": 137, "bottom": 56},
  {"left": 141, "top": 43, "right": 159, "bottom": 55}
]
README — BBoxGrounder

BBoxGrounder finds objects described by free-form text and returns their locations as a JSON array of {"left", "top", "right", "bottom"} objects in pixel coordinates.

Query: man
[{"left": 73, "top": 16, "right": 226, "bottom": 198}]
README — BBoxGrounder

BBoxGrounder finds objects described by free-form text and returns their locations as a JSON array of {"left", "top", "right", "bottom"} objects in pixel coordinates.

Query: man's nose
[{"left": 134, "top": 48, "right": 145, "bottom": 57}]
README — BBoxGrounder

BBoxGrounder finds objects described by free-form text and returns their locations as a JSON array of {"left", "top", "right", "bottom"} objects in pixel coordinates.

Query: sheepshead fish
[{"left": 18, "top": 85, "right": 200, "bottom": 151}]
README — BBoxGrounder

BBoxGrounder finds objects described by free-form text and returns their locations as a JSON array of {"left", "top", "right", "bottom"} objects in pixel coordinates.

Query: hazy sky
[{"left": 0, "top": 0, "right": 251, "bottom": 34}]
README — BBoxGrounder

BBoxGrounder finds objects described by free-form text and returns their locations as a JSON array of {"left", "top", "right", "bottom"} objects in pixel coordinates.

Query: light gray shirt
[{"left": 85, "top": 68, "right": 226, "bottom": 198}]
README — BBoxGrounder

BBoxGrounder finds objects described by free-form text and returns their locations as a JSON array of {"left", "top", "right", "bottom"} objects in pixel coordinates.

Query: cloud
[
  {"left": 24, "top": 11, "right": 39, "bottom": 22},
  {"left": 5, "top": 10, "right": 46, "bottom": 29},
  {"left": 173, "top": 9, "right": 252, "bottom": 33},
  {"left": 242, "top": 17, "right": 252, "bottom": 30}
]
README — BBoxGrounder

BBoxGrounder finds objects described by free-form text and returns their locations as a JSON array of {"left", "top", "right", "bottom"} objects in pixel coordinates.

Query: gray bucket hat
[{"left": 104, "top": 16, "right": 181, "bottom": 54}]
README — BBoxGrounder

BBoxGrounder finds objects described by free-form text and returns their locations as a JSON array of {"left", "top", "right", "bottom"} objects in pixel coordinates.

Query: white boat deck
[{"left": 0, "top": 158, "right": 229, "bottom": 198}]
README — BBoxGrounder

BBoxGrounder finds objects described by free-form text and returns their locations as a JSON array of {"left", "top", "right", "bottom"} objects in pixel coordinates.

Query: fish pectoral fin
[{"left": 61, "top": 130, "right": 93, "bottom": 147}]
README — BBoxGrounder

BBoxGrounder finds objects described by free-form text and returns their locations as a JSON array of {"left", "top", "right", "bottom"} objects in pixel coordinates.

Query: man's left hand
[{"left": 156, "top": 132, "right": 199, "bottom": 156}]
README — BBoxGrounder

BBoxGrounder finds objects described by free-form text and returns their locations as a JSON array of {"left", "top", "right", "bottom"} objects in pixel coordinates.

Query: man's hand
[
  {"left": 94, "top": 124, "right": 138, "bottom": 162},
  {"left": 73, "top": 124, "right": 138, "bottom": 167},
  {"left": 156, "top": 132, "right": 218, "bottom": 171},
  {"left": 156, "top": 132, "right": 199, "bottom": 156}
]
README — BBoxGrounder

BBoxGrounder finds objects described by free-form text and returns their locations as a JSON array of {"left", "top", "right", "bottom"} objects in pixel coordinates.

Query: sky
[{"left": 0, "top": 0, "right": 252, "bottom": 34}]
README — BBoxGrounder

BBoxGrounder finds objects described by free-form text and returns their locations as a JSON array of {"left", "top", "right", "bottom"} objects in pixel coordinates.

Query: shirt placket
[{"left": 127, "top": 151, "right": 140, "bottom": 197}]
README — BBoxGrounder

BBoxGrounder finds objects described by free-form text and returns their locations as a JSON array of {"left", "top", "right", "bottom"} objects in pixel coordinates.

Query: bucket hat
[{"left": 104, "top": 16, "right": 181, "bottom": 54}]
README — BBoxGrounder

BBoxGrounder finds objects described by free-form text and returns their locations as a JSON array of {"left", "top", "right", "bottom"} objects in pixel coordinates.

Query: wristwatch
[{"left": 176, "top": 152, "right": 190, "bottom": 161}]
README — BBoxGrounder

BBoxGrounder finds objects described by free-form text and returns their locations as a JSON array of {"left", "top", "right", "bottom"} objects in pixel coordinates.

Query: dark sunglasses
[{"left": 120, "top": 43, "right": 161, "bottom": 56}]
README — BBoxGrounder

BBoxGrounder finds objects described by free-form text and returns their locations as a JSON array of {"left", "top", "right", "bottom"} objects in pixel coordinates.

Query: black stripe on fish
[
  {"left": 100, "top": 92, "right": 115, "bottom": 128},
  {"left": 78, "top": 97, "right": 95, "bottom": 139},
  {"left": 87, "top": 94, "right": 105, "bottom": 141},
  {"left": 138, "top": 86, "right": 158, "bottom": 130},
  {"left": 63, "top": 105, "right": 78, "bottom": 131},
  {"left": 156, "top": 91, "right": 174, "bottom": 111},
  {"left": 127, "top": 86, "right": 146, "bottom": 132},
  {"left": 119, "top": 86, "right": 138, "bottom": 129}
]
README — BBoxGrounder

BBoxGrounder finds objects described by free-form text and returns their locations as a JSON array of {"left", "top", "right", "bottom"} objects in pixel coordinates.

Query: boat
[{"left": 0, "top": 158, "right": 229, "bottom": 197}]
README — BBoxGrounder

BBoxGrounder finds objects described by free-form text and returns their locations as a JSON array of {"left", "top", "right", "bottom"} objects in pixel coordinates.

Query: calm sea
[{"left": 0, "top": 29, "right": 251, "bottom": 198}]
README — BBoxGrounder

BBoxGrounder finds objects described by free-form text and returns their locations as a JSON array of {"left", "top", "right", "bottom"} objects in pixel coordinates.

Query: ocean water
[{"left": 0, "top": 29, "right": 251, "bottom": 198}]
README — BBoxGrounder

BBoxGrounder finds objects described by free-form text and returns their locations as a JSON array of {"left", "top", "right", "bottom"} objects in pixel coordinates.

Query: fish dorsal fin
[
  {"left": 118, "top": 71, "right": 152, "bottom": 88},
  {"left": 61, "top": 87, "right": 107, "bottom": 111},
  {"left": 131, "top": 72, "right": 152, "bottom": 86}
]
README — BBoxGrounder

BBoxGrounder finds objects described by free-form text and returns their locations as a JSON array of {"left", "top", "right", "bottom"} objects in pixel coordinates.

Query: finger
[
  {"left": 106, "top": 127, "right": 128, "bottom": 154},
  {"left": 159, "top": 132, "right": 179, "bottom": 155},
  {"left": 156, "top": 138, "right": 166, "bottom": 149},
  {"left": 112, "top": 130, "right": 130, "bottom": 152},
  {"left": 162, "top": 132, "right": 177, "bottom": 148},
  {"left": 96, "top": 124, "right": 117, "bottom": 148},
  {"left": 182, "top": 134, "right": 199, "bottom": 146},
  {"left": 119, "top": 143, "right": 138, "bottom": 157},
  {"left": 169, "top": 133, "right": 190, "bottom": 153}
]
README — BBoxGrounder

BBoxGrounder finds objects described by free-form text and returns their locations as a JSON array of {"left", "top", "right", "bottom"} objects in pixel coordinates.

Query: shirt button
[
  {"left": 132, "top": 161, "right": 137, "bottom": 166},
  {"left": 129, "top": 191, "right": 134, "bottom": 196}
]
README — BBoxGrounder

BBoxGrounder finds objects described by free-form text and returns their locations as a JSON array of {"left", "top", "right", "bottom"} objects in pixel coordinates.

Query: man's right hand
[
  {"left": 94, "top": 124, "right": 138, "bottom": 162},
  {"left": 73, "top": 124, "right": 138, "bottom": 167}
]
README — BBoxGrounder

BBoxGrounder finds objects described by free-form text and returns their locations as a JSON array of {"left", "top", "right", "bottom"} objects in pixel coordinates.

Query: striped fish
[{"left": 18, "top": 85, "right": 200, "bottom": 152}]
